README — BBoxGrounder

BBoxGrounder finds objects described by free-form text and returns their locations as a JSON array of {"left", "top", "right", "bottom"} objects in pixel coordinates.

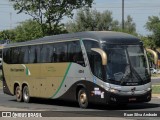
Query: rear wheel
[
  {"left": 15, "top": 86, "right": 23, "bottom": 102},
  {"left": 78, "top": 88, "right": 88, "bottom": 108},
  {"left": 23, "top": 86, "right": 30, "bottom": 103}
]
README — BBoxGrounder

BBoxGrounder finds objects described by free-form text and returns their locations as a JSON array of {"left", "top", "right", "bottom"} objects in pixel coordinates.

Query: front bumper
[{"left": 106, "top": 90, "right": 152, "bottom": 104}]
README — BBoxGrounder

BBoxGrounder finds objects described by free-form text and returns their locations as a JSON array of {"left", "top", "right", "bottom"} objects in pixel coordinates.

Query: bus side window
[
  {"left": 40, "top": 44, "right": 53, "bottom": 63},
  {"left": 19, "top": 47, "right": 28, "bottom": 64},
  {"left": 3, "top": 48, "right": 11, "bottom": 64},
  {"left": 83, "top": 40, "right": 101, "bottom": 77},
  {"left": 83, "top": 40, "right": 100, "bottom": 62},
  {"left": 41, "top": 45, "right": 47, "bottom": 63},
  {"left": 51, "top": 46, "right": 57, "bottom": 62},
  {"left": 90, "top": 51, "right": 103, "bottom": 79},
  {"left": 68, "top": 41, "right": 85, "bottom": 66},
  {"left": 11, "top": 47, "right": 20, "bottom": 64},
  {"left": 56, "top": 43, "right": 67, "bottom": 62},
  {"left": 28, "top": 46, "right": 36, "bottom": 63},
  {"left": 35, "top": 45, "right": 41, "bottom": 63}
]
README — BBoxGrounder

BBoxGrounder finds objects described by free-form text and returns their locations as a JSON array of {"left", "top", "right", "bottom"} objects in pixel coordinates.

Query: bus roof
[{"left": 4, "top": 31, "right": 141, "bottom": 47}]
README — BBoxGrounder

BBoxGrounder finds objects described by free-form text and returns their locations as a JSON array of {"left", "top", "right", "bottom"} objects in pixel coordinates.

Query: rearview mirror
[{"left": 91, "top": 48, "right": 107, "bottom": 65}]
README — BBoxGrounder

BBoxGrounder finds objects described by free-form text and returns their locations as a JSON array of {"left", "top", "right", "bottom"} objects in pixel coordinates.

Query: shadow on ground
[{"left": 10, "top": 97, "right": 160, "bottom": 111}]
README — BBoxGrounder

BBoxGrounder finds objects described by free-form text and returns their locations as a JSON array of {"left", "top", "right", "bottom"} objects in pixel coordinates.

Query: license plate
[{"left": 129, "top": 98, "right": 137, "bottom": 102}]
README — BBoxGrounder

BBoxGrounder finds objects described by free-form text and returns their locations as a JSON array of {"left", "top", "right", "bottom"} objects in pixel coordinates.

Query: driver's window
[
  {"left": 83, "top": 40, "right": 102, "bottom": 79},
  {"left": 90, "top": 52, "right": 103, "bottom": 79}
]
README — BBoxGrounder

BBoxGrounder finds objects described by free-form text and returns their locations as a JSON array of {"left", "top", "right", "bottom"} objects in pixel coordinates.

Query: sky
[{"left": 0, "top": 0, "right": 160, "bottom": 36}]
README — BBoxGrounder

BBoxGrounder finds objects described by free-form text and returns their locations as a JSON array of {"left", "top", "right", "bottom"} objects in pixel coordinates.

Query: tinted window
[
  {"left": 40, "top": 44, "right": 53, "bottom": 63},
  {"left": 90, "top": 52, "right": 103, "bottom": 79},
  {"left": 3, "top": 41, "right": 85, "bottom": 64},
  {"left": 28, "top": 46, "right": 37, "bottom": 63},
  {"left": 19, "top": 46, "right": 28, "bottom": 64},
  {"left": 11, "top": 47, "right": 20, "bottom": 64},
  {"left": 83, "top": 40, "right": 100, "bottom": 75},
  {"left": 56, "top": 43, "right": 68, "bottom": 62},
  {"left": 68, "top": 41, "right": 85, "bottom": 66},
  {"left": 3, "top": 48, "right": 11, "bottom": 64},
  {"left": 35, "top": 45, "right": 41, "bottom": 63}
]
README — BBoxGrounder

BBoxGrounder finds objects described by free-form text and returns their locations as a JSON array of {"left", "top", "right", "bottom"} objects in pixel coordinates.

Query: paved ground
[{"left": 0, "top": 75, "right": 160, "bottom": 120}]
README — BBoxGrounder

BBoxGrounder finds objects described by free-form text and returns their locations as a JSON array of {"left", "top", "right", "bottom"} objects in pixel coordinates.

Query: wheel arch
[
  {"left": 22, "top": 83, "right": 28, "bottom": 90},
  {"left": 14, "top": 82, "right": 20, "bottom": 95},
  {"left": 76, "top": 84, "right": 87, "bottom": 101}
]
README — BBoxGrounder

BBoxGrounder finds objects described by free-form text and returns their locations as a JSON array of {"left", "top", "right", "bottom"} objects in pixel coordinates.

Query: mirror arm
[{"left": 91, "top": 48, "right": 107, "bottom": 65}]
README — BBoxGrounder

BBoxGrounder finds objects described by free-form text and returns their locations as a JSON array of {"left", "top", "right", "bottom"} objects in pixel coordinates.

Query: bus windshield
[{"left": 103, "top": 44, "right": 150, "bottom": 85}]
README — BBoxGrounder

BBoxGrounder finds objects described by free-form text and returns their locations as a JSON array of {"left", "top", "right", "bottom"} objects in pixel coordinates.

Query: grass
[
  {"left": 152, "top": 85, "right": 160, "bottom": 94},
  {"left": 151, "top": 73, "right": 160, "bottom": 77}
]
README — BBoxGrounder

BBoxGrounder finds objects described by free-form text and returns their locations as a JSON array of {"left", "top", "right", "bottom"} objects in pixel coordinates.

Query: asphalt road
[
  {"left": 0, "top": 74, "right": 159, "bottom": 119},
  {"left": 0, "top": 89, "right": 160, "bottom": 119}
]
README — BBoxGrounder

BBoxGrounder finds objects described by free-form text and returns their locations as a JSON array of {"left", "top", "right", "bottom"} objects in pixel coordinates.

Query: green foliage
[
  {"left": 1, "top": 20, "right": 46, "bottom": 42},
  {"left": 0, "top": 30, "right": 15, "bottom": 41},
  {"left": 14, "top": 20, "right": 43, "bottom": 42},
  {"left": 66, "top": 9, "right": 137, "bottom": 35},
  {"left": 152, "top": 85, "right": 160, "bottom": 94},
  {"left": 145, "top": 15, "right": 160, "bottom": 48},
  {"left": 66, "top": 9, "right": 119, "bottom": 32},
  {"left": 10, "top": 0, "right": 93, "bottom": 36},
  {"left": 120, "top": 15, "right": 137, "bottom": 36}
]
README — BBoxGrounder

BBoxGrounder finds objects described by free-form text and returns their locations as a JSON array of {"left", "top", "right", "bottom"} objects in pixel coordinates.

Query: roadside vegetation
[
  {"left": 152, "top": 73, "right": 160, "bottom": 78},
  {"left": 152, "top": 85, "right": 160, "bottom": 94}
]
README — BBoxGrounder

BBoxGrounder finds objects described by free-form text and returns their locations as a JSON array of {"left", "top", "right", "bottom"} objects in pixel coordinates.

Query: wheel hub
[{"left": 80, "top": 93, "right": 87, "bottom": 104}]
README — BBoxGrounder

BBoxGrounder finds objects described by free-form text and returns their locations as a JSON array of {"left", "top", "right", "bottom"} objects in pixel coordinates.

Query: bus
[
  {"left": 2, "top": 31, "right": 152, "bottom": 108},
  {"left": 0, "top": 40, "right": 10, "bottom": 68}
]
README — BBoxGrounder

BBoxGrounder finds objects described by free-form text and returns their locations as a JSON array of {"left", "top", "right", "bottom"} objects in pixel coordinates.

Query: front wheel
[
  {"left": 23, "top": 86, "right": 30, "bottom": 103},
  {"left": 78, "top": 88, "right": 88, "bottom": 108}
]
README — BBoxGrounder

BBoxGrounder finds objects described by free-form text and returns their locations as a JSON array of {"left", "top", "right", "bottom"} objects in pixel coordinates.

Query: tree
[
  {"left": 66, "top": 9, "right": 119, "bottom": 32},
  {"left": 121, "top": 15, "right": 137, "bottom": 35},
  {"left": 0, "top": 20, "right": 47, "bottom": 42},
  {"left": 65, "top": 9, "right": 137, "bottom": 35},
  {"left": 0, "top": 30, "right": 15, "bottom": 41},
  {"left": 10, "top": 0, "right": 93, "bottom": 36},
  {"left": 145, "top": 15, "right": 160, "bottom": 48},
  {"left": 13, "top": 20, "right": 44, "bottom": 42}
]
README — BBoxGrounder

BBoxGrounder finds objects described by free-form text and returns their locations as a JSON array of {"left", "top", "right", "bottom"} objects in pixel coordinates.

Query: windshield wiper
[
  {"left": 120, "top": 65, "right": 131, "bottom": 84},
  {"left": 130, "top": 65, "right": 144, "bottom": 84},
  {"left": 120, "top": 64, "right": 144, "bottom": 85}
]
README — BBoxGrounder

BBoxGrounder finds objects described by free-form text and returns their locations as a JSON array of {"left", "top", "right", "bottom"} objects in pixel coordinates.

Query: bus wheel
[
  {"left": 23, "top": 86, "right": 30, "bottom": 103},
  {"left": 15, "top": 86, "right": 23, "bottom": 102},
  {"left": 78, "top": 88, "right": 88, "bottom": 108}
]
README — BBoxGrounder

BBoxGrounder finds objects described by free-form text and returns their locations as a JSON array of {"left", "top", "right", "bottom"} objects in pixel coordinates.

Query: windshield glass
[{"left": 103, "top": 44, "right": 150, "bottom": 85}]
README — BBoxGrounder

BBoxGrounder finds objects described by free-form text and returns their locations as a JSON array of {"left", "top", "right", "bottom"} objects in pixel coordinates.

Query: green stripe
[{"left": 51, "top": 63, "right": 72, "bottom": 98}]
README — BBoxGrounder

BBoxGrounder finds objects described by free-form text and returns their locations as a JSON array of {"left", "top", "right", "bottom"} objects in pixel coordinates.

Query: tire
[
  {"left": 23, "top": 86, "right": 30, "bottom": 103},
  {"left": 78, "top": 88, "right": 88, "bottom": 108},
  {"left": 15, "top": 86, "right": 23, "bottom": 102}
]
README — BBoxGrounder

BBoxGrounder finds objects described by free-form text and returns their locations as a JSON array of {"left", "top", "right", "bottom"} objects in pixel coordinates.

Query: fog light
[
  {"left": 110, "top": 97, "right": 117, "bottom": 102},
  {"left": 147, "top": 87, "right": 151, "bottom": 91}
]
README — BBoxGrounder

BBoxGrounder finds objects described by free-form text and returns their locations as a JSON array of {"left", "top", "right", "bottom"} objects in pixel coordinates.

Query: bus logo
[{"left": 131, "top": 87, "right": 136, "bottom": 95}]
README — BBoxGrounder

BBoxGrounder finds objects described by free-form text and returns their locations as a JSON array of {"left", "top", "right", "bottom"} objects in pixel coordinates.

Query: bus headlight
[{"left": 109, "top": 88, "right": 120, "bottom": 94}]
